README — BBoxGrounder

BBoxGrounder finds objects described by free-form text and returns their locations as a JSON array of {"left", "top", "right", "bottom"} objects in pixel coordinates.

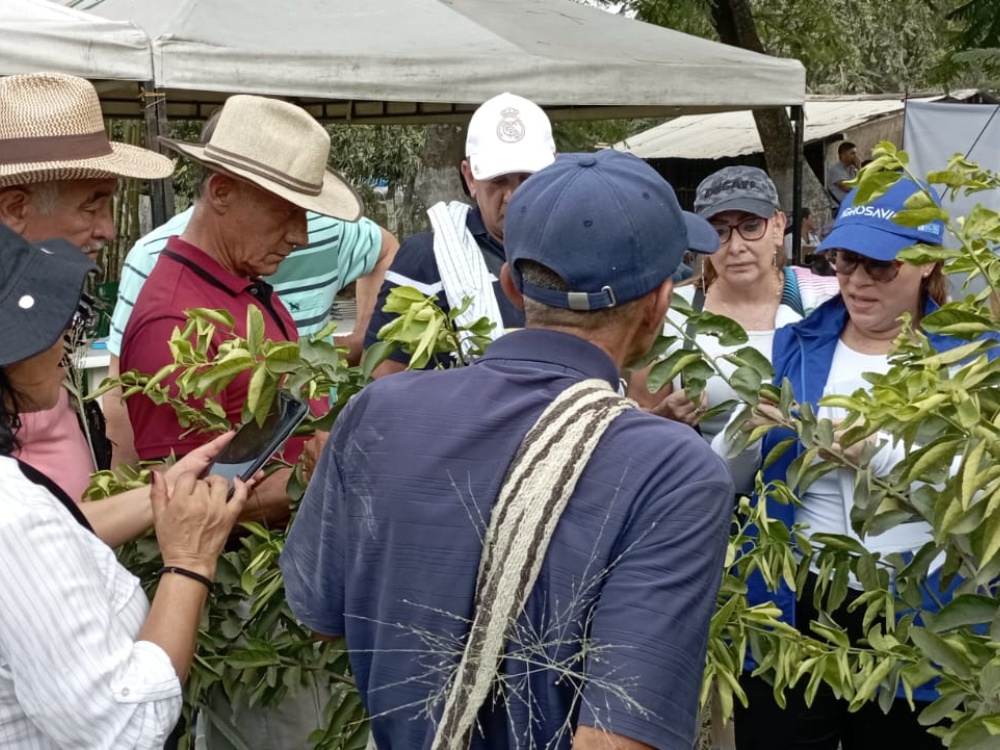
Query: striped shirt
[
  {"left": 107, "top": 208, "right": 382, "bottom": 355},
  {"left": 0, "top": 456, "right": 182, "bottom": 749}
]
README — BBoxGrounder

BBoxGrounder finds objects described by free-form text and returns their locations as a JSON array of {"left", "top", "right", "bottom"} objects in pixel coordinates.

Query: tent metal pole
[
  {"left": 142, "top": 82, "right": 175, "bottom": 227},
  {"left": 791, "top": 104, "right": 804, "bottom": 266}
]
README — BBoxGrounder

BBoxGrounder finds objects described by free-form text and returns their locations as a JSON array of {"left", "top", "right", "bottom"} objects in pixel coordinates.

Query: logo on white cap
[{"left": 497, "top": 108, "right": 526, "bottom": 144}]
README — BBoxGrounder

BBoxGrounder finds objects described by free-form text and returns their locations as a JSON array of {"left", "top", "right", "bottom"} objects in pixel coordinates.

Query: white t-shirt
[
  {"left": 795, "top": 341, "right": 891, "bottom": 535},
  {"left": 667, "top": 285, "right": 806, "bottom": 445}
]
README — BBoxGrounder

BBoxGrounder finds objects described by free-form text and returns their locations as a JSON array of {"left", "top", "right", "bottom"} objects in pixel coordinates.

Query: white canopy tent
[
  {"left": 78, "top": 0, "right": 806, "bottom": 122},
  {"left": 0, "top": 0, "right": 150, "bottom": 81},
  {"left": 609, "top": 94, "right": 980, "bottom": 160}
]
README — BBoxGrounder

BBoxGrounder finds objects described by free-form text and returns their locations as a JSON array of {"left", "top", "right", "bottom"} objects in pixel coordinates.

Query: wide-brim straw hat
[
  {"left": 160, "top": 95, "right": 363, "bottom": 221},
  {"left": 0, "top": 73, "right": 174, "bottom": 188}
]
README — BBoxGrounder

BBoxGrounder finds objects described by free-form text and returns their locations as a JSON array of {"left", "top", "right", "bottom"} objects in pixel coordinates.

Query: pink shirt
[{"left": 14, "top": 388, "right": 94, "bottom": 503}]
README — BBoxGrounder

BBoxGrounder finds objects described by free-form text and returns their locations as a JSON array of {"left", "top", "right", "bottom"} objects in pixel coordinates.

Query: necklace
[{"left": 707, "top": 271, "right": 783, "bottom": 331}]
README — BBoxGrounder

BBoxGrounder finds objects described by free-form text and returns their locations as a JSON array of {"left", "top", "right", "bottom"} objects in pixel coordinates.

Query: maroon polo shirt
[{"left": 121, "top": 236, "right": 315, "bottom": 461}]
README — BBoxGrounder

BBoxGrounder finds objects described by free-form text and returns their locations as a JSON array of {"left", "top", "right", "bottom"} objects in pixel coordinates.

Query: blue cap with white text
[
  {"left": 505, "top": 150, "right": 718, "bottom": 310},
  {"left": 817, "top": 178, "right": 945, "bottom": 261}
]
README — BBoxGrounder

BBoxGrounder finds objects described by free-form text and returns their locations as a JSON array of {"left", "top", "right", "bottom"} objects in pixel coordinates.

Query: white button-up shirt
[{"left": 0, "top": 457, "right": 182, "bottom": 749}]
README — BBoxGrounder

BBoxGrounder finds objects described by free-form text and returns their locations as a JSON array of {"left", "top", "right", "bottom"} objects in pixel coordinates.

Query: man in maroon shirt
[{"left": 120, "top": 93, "right": 362, "bottom": 521}]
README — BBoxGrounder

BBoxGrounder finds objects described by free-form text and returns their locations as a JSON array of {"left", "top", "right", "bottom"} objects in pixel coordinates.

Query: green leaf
[
  {"left": 730, "top": 365, "right": 764, "bottom": 403},
  {"left": 647, "top": 350, "right": 701, "bottom": 392},
  {"left": 927, "top": 595, "right": 999, "bottom": 633},
  {"left": 679, "top": 310, "right": 749, "bottom": 347},
  {"left": 361, "top": 340, "right": 395, "bottom": 380},
  {"left": 917, "top": 691, "right": 966, "bottom": 726},
  {"left": 908, "top": 628, "right": 972, "bottom": 679}
]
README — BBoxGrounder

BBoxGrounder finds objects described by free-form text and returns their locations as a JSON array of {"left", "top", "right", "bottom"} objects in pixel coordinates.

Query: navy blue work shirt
[
  {"left": 363, "top": 206, "right": 526, "bottom": 367},
  {"left": 281, "top": 328, "right": 733, "bottom": 750}
]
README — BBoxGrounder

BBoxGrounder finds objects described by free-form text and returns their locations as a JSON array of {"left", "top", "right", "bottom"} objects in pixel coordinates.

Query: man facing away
[
  {"left": 364, "top": 92, "right": 555, "bottom": 375},
  {"left": 0, "top": 72, "right": 174, "bottom": 501},
  {"left": 282, "top": 150, "right": 734, "bottom": 749}
]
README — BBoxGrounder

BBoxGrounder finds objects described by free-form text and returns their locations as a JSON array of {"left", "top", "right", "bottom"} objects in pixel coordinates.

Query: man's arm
[{"left": 337, "top": 226, "right": 399, "bottom": 365}]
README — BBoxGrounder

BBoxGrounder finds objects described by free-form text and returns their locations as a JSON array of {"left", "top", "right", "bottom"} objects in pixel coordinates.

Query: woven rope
[{"left": 429, "top": 378, "right": 635, "bottom": 750}]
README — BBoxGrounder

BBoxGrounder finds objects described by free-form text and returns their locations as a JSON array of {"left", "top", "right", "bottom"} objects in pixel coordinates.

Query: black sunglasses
[{"left": 830, "top": 250, "right": 902, "bottom": 283}]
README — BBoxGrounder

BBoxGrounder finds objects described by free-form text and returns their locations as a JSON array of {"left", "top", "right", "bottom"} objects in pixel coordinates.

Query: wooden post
[
  {"left": 142, "top": 81, "right": 175, "bottom": 228},
  {"left": 791, "top": 104, "right": 805, "bottom": 265}
]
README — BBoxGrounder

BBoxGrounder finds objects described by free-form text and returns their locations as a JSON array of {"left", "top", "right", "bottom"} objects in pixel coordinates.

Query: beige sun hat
[
  {"left": 160, "top": 95, "right": 363, "bottom": 221},
  {"left": 0, "top": 73, "right": 174, "bottom": 188}
]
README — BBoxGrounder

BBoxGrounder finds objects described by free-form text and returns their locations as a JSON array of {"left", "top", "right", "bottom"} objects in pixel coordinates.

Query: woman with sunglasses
[
  {"left": 0, "top": 226, "right": 252, "bottom": 748},
  {"left": 714, "top": 178, "right": 954, "bottom": 750},
  {"left": 630, "top": 166, "right": 837, "bottom": 479}
]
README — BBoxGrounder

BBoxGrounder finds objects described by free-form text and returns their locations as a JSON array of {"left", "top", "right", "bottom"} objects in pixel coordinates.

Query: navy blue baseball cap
[
  {"left": 817, "top": 178, "right": 945, "bottom": 261},
  {"left": 0, "top": 223, "right": 97, "bottom": 366},
  {"left": 505, "top": 150, "right": 718, "bottom": 310}
]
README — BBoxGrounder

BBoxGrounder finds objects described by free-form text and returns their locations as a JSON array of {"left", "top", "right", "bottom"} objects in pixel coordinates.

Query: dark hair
[
  {"left": 838, "top": 141, "right": 856, "bottom": 156},
  {"left": 517, "top": 260, "right": 642, "bottom": 330},
  {"left": 922, "top": 264, "right": 948, "bottom": 307},
  {"left": 0, "top": 368, "right": 23, "bottom": 455},
  {"left": 193, "top": 108, "right": 225, "bottom": 200},
  {"left": 801, "top": 207, "right": 812, "bottom": 220}
]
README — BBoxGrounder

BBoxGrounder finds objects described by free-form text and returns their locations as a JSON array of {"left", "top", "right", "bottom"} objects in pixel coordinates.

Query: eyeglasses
[
  {"left": 829, "top": 250, "right": 902, "bottom": 283},
  {"left": 711, "top": 216, "right": 769, "bottom": 244}
]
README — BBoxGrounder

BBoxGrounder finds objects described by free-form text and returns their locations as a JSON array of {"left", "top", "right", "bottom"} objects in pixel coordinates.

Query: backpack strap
[{"left": 780, "top": 266, "right": 804, "bottom": 316}]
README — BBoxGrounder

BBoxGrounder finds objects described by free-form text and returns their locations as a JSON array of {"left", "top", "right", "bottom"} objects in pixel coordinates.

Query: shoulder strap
[
  {"left": 780, "top": 266, "right": 804, "bottom": 316},
  {"left": 431, "top": 379, "right": 635, "bottom": 750},
  {"left": 16, "top": 459, "right": 95, "bottom": 534}
]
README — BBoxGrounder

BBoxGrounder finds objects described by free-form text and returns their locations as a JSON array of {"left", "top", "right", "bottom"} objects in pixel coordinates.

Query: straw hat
[
  {"left": 0, "top": 73, "right": 174, "bottom": 188},
  {"left": 160, "top": 95, "right": 363, "bottom": 221}
]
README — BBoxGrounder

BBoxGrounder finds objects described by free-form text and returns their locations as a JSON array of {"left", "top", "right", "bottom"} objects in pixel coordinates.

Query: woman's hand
[
  {"left": 645, "top": 383, "right": 709, "bottom": 426},
  {"left": 151, "top": 472, "right": 249, "bottom": 580},
  {"left": 163, "top": 431, "right": 236, "bottom": 494},
  {"left": 745, "top": 400, "right": 786, "bottom": 431},
  {"left": 302, "top": 430, "right": 330, "bottom": 481}
]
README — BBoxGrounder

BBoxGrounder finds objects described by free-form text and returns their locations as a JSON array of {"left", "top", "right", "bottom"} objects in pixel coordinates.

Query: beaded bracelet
[{"left": 158, "top": 566, "right": 214, "bottom": 592}]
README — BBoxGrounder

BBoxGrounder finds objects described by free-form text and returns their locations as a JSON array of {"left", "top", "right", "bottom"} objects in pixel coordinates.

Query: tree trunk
[
  {"left": 412, "top": 124, "right": 467, "bottom": 233},
  {"left": 711, "top": 0, "right": 797, "bottom": 209}
]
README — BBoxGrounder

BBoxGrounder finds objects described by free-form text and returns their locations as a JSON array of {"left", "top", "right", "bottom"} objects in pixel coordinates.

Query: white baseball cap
[{"left": 466, "top": 93, "right": 556, "bottom": 181}]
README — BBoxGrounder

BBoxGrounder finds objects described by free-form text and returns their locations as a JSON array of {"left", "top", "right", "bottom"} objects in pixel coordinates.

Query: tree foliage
[
  {"left": 654, "top": 144, "right": 1000, "bottom": 748},
  {"left": 602, "top": 0, "right": 967, "bottom": 93}
]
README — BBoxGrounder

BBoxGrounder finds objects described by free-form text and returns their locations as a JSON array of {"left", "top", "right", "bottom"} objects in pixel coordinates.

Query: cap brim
[
  {"left": 468, "top": 149, "right": 556, "bottom": 181},
  {"left": 161, "top": 139, "right": 364, "bottom": 221},
  {"left": 0, "top": 142, "right": 174, "bottom": 188},
  {"left": 816, "top": 224, "right": 916, "bottom": 261},
  {"left": 697, "top": 197, "right": 777, "bottom": 220},
  {"left": 683, "top": 211, "right": 720, "bottom": 254},
  {"left": 0, "top": 236, "right": 97, "bottom": 366}
]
